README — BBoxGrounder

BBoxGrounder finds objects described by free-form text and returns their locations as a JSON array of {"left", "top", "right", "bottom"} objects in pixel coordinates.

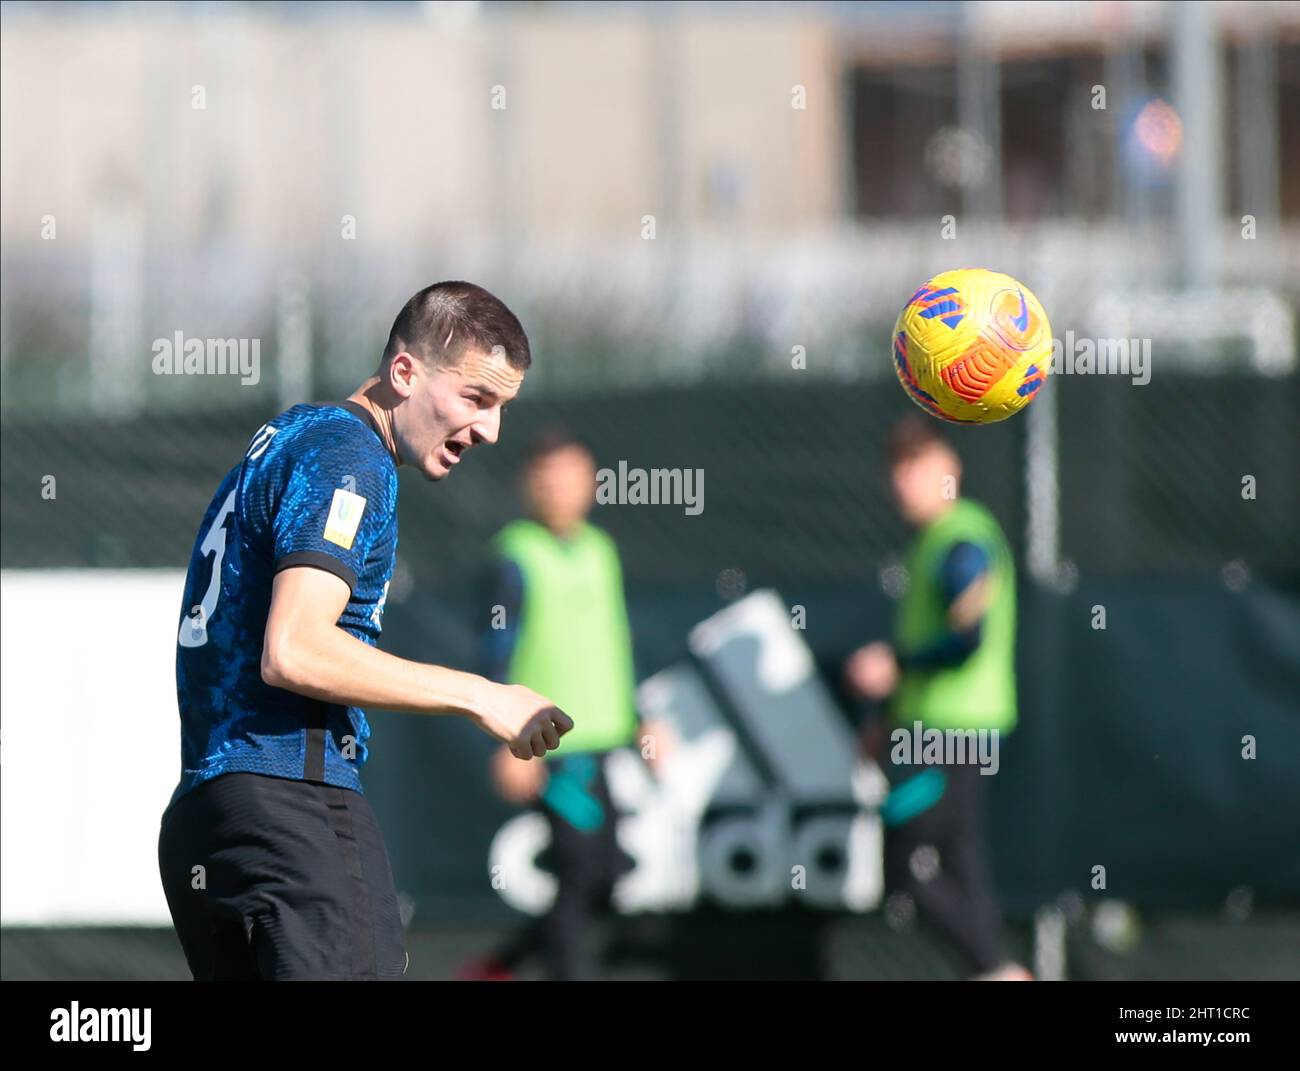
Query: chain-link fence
[{"left": 3, "top": 367, "right": 1297, "bottom": 589}]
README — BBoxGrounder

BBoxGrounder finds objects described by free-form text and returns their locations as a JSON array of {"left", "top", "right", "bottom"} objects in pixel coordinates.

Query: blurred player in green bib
[
  {"left": 845, "top": 415, "right": 1031, "bottom": 981},
  {"left": 463, "top": 428, "right": 667, "bottom": 981}
]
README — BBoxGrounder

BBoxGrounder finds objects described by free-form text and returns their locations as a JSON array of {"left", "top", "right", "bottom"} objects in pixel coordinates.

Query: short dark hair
[
  {"left": 382, "top": 281, "right": 531, "bottom": 371},
  {"left": 885, "top": 413, "right": 954, "bottom": 465},
  {"left": 523, "top": 426, "right": 591, "bottom": 466}
]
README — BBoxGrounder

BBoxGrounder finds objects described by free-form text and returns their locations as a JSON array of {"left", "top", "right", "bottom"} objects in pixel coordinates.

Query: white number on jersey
[{"left": 179, "top": 487, "right": 237, "bottom": 649}]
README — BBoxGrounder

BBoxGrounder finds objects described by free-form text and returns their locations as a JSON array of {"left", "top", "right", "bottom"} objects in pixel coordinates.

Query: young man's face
[
  {"left": 524, "top": 445, "right": 596, "bottom": 534},
  {"left": 392, "top": 345, "right": 525, "bottom": 480},
  {"left": 891, "top": 442, "right": 961, "bottom": 525}
]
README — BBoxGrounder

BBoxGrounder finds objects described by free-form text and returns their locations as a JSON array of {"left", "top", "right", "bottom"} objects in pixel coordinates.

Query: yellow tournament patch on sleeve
[{"left": 323, "top": 488, "right": 367, "bottom": 550}]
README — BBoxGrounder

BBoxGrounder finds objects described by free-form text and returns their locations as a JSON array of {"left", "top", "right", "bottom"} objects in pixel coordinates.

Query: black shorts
[{"left": 158, "top": 772, "right": 407, "bottom": 980}]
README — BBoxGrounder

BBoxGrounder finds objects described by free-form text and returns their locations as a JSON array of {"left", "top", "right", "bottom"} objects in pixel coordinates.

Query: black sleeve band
[{"left": 275, "top": 551, "right": 357, "bottom": 594}]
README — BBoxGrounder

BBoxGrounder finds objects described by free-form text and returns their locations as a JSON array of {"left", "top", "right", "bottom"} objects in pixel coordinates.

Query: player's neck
[
  {"left": 346, "top": 380, "right": 402, "bottom": 466},
  {"left": 915, "top": 497, "right": 959, "bottom": 528},
  {"left": 537, "top": 518, "right": 582, "bottom": 541}
]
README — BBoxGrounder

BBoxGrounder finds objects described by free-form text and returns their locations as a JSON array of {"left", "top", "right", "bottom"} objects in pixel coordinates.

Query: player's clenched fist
[{"left": 475, "top": 682, "right": 574, "bottom": 760}]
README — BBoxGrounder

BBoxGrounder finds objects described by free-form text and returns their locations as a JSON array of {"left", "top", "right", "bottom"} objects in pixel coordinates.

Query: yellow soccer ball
[{"left": 891, "top": 268, "right": 1053, "bottom": 424}]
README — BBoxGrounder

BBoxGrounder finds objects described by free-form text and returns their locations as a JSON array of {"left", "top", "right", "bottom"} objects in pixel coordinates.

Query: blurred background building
[{"left": 2, "top": 0, "right": 1298, "bottom": 979}]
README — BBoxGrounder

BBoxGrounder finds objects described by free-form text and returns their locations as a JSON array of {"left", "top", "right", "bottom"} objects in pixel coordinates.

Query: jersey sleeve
[
  {"left": 268, "top": 425, "right": 397, "bottom": 594},
  {"left": 896, "top": 540, "right": 990, "bottom": 672},
  {"left": 480, "top": 556, "right": 525, "bottom": 682},
  {"left": 939, "top": 540, "right": 991, "bottom": 604}
]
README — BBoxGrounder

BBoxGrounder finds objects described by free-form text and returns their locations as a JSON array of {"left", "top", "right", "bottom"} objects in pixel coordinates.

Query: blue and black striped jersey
[{"left": 169, "top": 402, "right": 398, "bottom": 807}]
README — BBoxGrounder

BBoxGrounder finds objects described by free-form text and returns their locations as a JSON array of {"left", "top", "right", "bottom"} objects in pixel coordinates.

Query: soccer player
[
  {"left": 844, "top": 415, "right": 1031, "bottom": 981},
  {"left": 157, "top": 282, "right": 572, "bottom": 981},
  {"left": 461, "top": 429, "right": 657, "bottom": 981}
]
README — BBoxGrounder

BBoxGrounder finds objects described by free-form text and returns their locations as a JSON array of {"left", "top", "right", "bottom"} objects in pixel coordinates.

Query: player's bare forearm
[
  {"left": 261, "top": 566, "right": 572, "bottom": 757},
  {"left": 265, "top": 614, "right": 483, "bottom": 715}
]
